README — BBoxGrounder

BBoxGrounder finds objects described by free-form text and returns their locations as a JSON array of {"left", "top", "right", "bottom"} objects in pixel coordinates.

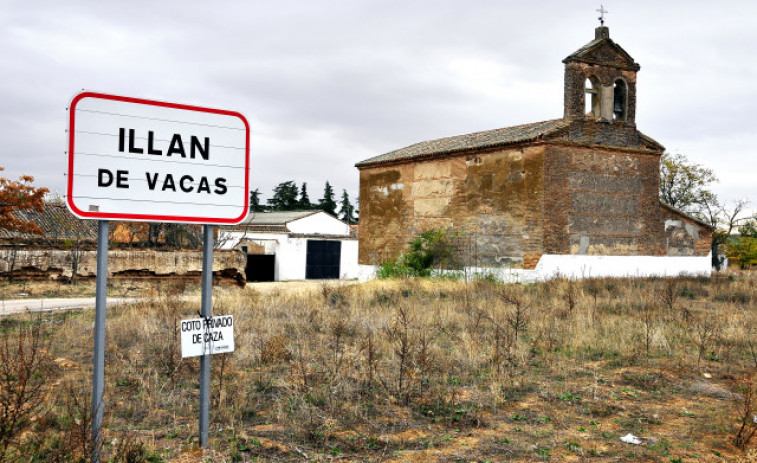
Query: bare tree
[
  {"left": 698, "top": 197, "right": 750, "bottom": 270},
  {"left": 1, "top": 240, "right": 19, "bottom": 283},
  {"left": 0, "top": 317, "right": 56, "bottom": 459}
]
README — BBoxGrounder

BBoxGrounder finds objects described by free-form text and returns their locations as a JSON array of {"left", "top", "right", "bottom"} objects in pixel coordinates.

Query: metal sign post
[
  {"left": 199, "top": 224, "right": 213, "bottom": 446},
  {"left": 91, "top": 220, "right": 109, "bottom": 463}
]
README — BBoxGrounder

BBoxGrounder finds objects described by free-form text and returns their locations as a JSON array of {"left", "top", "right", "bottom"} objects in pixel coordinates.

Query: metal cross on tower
[{"left": 597, "top": 5, "right": 608, "bottom": 26}]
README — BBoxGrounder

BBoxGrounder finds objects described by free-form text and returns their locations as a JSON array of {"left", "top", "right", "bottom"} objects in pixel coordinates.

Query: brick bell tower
[{"left": 562, "top": 26, "right": 640, "bottom": 126}]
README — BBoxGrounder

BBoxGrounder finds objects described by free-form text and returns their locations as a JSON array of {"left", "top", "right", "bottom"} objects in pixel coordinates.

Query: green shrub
[
  {"left": 376, "top": 228, "right": 460, "bottom": 279},
  {"left": 376, "top": 260, "right": 415, "bottom": 279}
]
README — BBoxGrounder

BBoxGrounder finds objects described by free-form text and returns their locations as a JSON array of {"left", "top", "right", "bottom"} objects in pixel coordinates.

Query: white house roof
[
  {"left": 238, "top": 210, "right": 320, "bottom": 226},
  {"left": 223, "top": 210, "right": 350, "bottom": 236}
]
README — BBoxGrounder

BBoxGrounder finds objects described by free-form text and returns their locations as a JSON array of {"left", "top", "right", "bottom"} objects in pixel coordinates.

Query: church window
[{"left": 613, "top": 79, "right": 628, "bottom": 121}]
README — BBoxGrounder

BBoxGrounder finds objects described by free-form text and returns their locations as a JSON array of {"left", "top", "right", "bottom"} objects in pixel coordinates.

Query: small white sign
[{"left": 180, "top": 315, "right": 235, "bottom": 358}]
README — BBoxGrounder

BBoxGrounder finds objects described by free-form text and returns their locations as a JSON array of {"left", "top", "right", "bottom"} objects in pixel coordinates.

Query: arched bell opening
[
  {"left": 613, "top": 79, "right": 628, "bottom": 121},
  {"left": 584, "top": 76, "right": 600, "bottom": 119}
]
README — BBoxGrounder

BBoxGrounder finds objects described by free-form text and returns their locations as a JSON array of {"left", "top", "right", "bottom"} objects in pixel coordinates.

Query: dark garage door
[
  {"left": 306, "top": 240, "right": 341, "bottom": 280},
  {"left": 247, "top": 254, "right": 275, "bottom": 282}
]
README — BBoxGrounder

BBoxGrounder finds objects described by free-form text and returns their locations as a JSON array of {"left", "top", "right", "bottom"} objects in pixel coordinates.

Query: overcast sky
[{"left": 1, "top": 0, "right": 755, "bottom": 216}]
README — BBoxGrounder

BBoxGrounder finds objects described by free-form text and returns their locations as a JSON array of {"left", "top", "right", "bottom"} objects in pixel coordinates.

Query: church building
[{"left": 355, "top": 26, "right": 712, "bottom": 280}]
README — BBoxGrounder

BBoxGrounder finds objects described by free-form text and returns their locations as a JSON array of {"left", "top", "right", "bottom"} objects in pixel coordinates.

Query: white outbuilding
[{"left": 218, "top": 210, "right": 359, "bottom": 282}]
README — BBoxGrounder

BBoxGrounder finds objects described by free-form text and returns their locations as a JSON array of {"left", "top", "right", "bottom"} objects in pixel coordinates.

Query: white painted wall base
[
  {"left": 534, "top": 253, "right": 712, "bottom": 280},
  {"left": 359, "top": 253, "right": 713, "bottom": 282},
  {"left": 357, "top": 265, "right": 378, "bottom": 282}
]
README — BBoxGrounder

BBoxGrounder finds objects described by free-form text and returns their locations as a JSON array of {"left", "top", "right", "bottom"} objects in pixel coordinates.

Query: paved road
[
  {"left": 0, "top": 297, "right": 137, "bottom": 316},
  {"left": 0, "top": 280, "right": 358, "bottom": 317}
]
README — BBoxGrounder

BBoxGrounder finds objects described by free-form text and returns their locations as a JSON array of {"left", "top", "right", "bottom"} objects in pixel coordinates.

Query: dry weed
[{"left": 2, "top": 273, "right": 756, "bottom": 460}]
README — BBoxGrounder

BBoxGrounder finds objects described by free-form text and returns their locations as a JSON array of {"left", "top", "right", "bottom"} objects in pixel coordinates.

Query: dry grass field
[
  {"left": 1, "top": 273, "right": 756, "bottom": 462},
  {"left": 0, "top": 279, "right": 97, "bottom": 301}
]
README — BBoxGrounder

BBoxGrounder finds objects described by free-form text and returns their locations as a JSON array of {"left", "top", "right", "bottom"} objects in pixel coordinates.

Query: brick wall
[
  {"left": 357, "top": 146, "right": 546, "bottom": 267},
  {"left": 358, "top": 164, "right": 414, "bottom": 265},
  {"left": 359, "top": 139, "right": 711, "bottom": 268},
  {"left": 543, "top": 144, "right": 710, "bottom": 258}
]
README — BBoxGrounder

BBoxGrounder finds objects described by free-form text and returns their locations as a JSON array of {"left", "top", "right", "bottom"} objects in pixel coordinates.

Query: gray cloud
[{"left": 0, "top": 0, "right": 754, "bottom": 216}]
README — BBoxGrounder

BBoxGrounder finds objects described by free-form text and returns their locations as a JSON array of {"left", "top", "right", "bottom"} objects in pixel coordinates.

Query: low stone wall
[{"left": 0, "top": 249, "right": 246, "bottom": 284}]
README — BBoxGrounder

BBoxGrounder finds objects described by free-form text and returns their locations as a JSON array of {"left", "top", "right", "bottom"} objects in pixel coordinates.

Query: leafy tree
[
  {"left": 268, "top": 181, "right": 299, "bottom": 211},
  {"left": 659, "top": 152, "right": 717, "bottom": 213},
  {"left": 298, "top": 183, "right": 312, "bottom": 210},
  {"left": 0, "top": 168, "right": 48, "bottom": 235},
  {"left": 318, "top": 181, "right": 337, "bottom": 215},
  {"left": 726, "top": 235, "right": 757, "bottom": 269},
  {"left": 338, "top": 189, "right": 357, "bottom": 224},
  {"left": 726, "top": 219, "right": 757, "bottom": 269},
  {"left": 740, "top": 220, "right": 757, "bottom": 238},
  {"left": 249, "top": 188, "right": 264, "bottom": 212},
  {"left": 0, "top": 168, "right": 48, "bottom": 282}
]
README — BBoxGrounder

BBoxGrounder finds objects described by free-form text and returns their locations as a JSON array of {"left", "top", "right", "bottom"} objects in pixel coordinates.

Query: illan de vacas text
[{"left": 96, "top": 128, "right": 228, "bottom": 195}]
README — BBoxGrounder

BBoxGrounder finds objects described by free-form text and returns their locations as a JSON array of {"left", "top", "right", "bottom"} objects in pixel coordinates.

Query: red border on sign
[{"left": 66, "top": 91, "right": 250, "bottom": 224}]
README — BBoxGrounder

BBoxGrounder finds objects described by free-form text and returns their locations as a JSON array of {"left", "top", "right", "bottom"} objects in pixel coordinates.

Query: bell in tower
[{"left": 613, "top": 79, "right": 628, "bottom": 121}]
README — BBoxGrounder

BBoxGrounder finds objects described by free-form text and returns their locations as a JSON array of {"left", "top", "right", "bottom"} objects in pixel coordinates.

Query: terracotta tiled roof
[
  {"left": 0, "top": 202, "right": 98, "bottom": 241},
  {"left": 355, "top": 119, "right": 568, "bottom": 167}
]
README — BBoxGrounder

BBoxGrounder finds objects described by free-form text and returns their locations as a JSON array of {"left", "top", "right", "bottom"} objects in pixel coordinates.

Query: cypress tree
[
  {"left": 249, "top": 188, "right": 263, "bottom": 212},
  {"left": 298, "top": 182, "right": 312, "bottom": 210},
  {"left": 318, "top": 181, "right": 337, "bottom": 215},
  {"left": 338, "top": 189, "right": 357, "bottom": 224}
]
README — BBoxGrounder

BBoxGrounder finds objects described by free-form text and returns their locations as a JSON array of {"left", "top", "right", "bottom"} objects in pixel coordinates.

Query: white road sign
[
  {"left": 180, "top": 315, "right": 235, "bottom": 358},
  {"left": 67, "top": 92, "right": 250, "bottom": 224}
]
